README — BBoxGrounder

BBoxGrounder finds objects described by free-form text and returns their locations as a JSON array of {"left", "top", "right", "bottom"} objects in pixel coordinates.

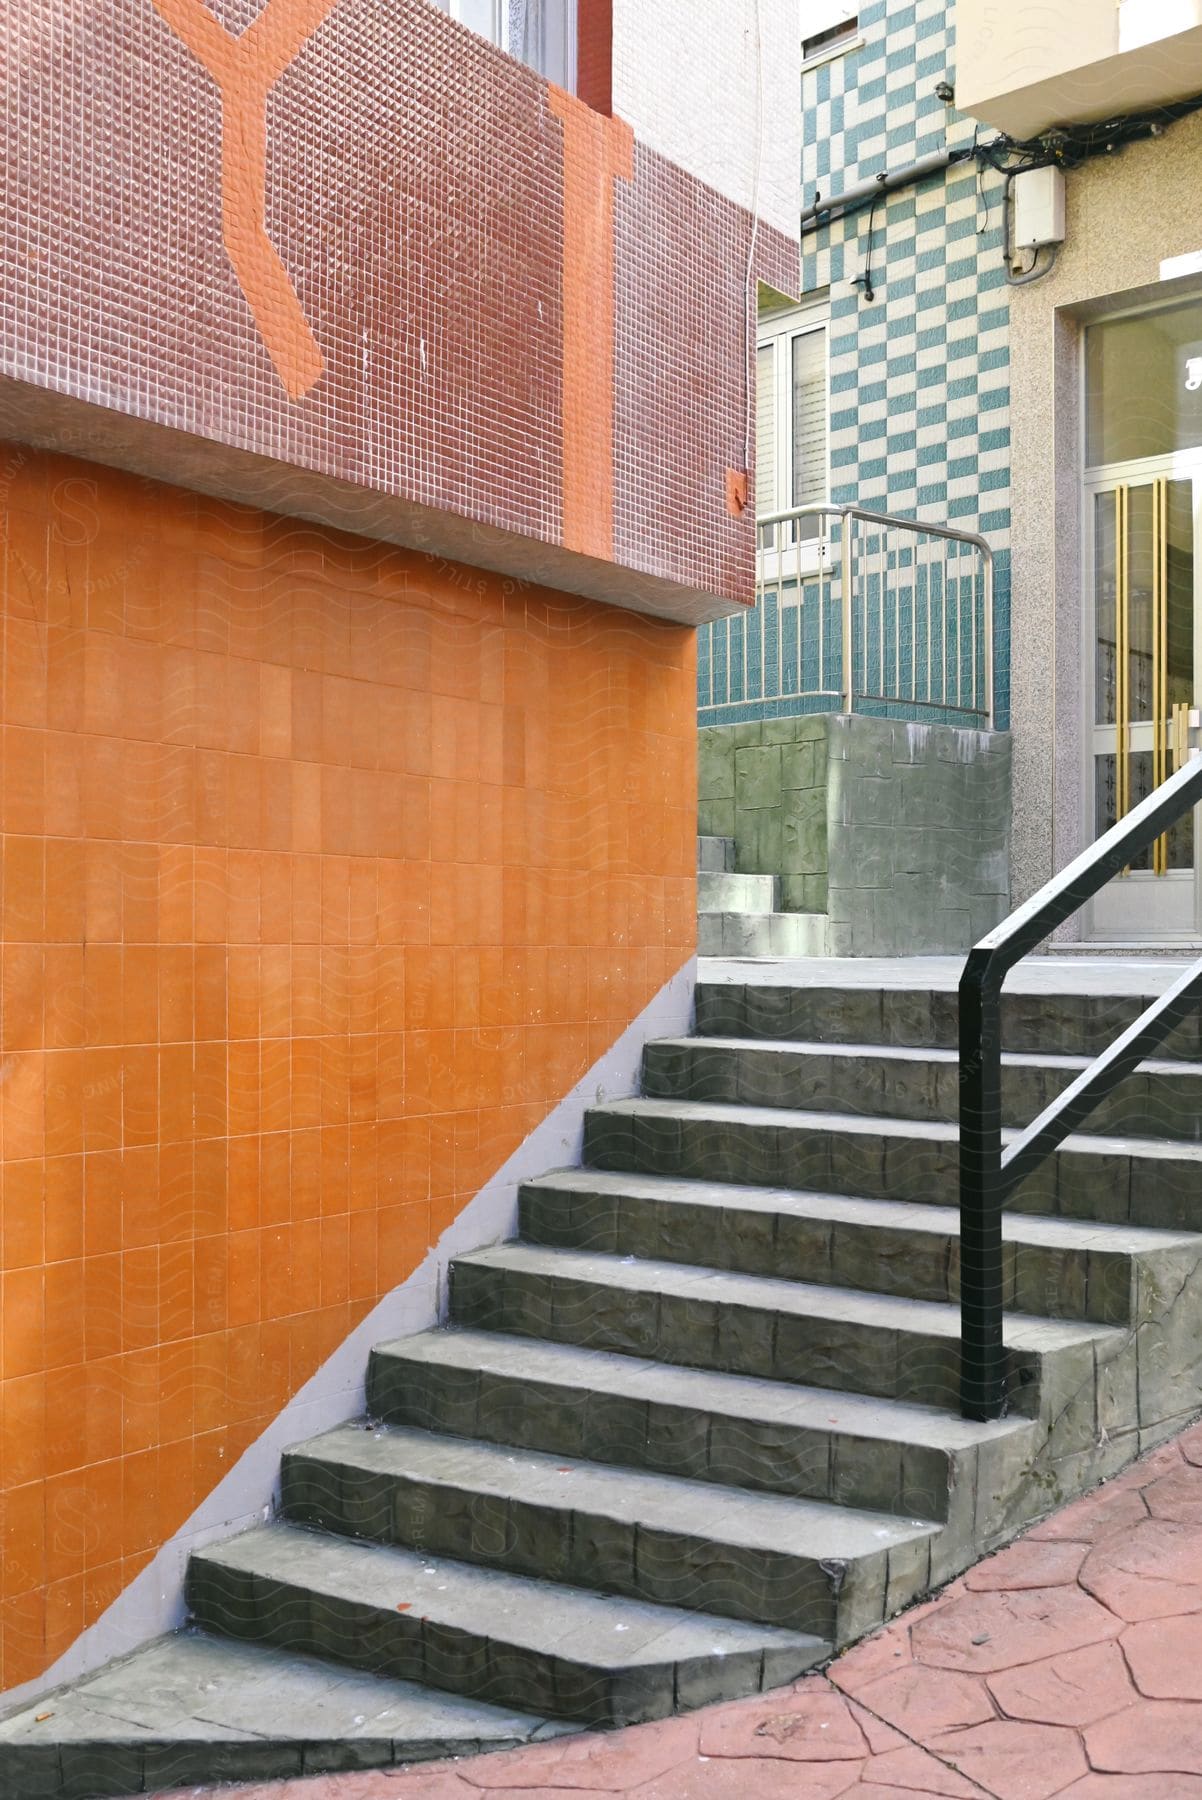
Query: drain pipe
[{"left": 802, "top": 148, "right": 962, "bottom": 232}]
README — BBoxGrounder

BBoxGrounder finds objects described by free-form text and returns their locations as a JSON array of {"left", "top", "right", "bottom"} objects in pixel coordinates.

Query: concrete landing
[
  {"left": 0, "top": 1632, "right": 570, "bottom": 1799},
  {"left": 701, "top": 952, "right": 1195, "bottom": 992}
]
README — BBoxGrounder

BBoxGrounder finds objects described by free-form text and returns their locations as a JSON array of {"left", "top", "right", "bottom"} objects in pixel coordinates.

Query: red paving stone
[{"left": 171, "top": 1420, "right": 1202, "bottom": 1800}]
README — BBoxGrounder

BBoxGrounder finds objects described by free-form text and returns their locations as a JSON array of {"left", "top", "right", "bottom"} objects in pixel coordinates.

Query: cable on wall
[
  {"left": 741, "top": 0, "right": 766, "bottom": 475},
  {"left": 802, "top": 87, "right": 1202, "bottom": 291}
]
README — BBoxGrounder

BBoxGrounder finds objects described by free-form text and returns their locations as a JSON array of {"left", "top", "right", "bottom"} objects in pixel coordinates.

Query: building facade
[
  {"left": 0, "top": 0, "right": 799, "bottom": 1700},
  {"left": 696, "top": 0, "right": 1014, "bottom": 957},
  {"left": 957, "top": 0, "right": 1202, "bottom": 941},
  {"left": 699, "top": 0, "right": 1013, "bottom": 735}
]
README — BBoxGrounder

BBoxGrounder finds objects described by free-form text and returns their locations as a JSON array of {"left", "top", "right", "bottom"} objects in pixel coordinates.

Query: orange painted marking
[
  {"left": 548, "top": 89, "right": 633, "bottom": 564},
  {"left": 151, "top": 0, "right": 338, "bottom": 399}
]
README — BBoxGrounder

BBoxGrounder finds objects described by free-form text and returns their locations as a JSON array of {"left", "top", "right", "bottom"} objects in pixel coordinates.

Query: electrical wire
[
  {"left": 852, "top": 191, "right": 880, "bottom": 303},
  {"left": 802, "top": 86, "right": 1202, "bottom": 260},
  {"left": 742, "top": 0, "right": 765, "bottom": 474}
]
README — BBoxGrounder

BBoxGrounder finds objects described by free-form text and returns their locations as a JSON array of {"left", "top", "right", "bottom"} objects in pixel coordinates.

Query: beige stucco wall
[
  {"left": 1009, "top": 107, "right": 1202, "bottom": 927},
  {"left": 956, "top": 0, "right": 1202, "bottom": 139}
]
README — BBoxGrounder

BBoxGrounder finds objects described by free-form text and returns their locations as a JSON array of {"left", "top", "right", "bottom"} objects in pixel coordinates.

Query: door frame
[{"left": 1080, "top": 449, "right": 1202, "bottom": 941}]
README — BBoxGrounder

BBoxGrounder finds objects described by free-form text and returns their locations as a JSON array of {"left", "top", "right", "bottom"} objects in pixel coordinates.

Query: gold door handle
[
  {"left": 1116, "top": 485, "right": 1130, "bottom": 872},
  {"left": 1153, "top": 480, "right": 1167, "bottom": 873},
  {"left": 1173, "top": 700, "right": 1190, "bottom": 770}
]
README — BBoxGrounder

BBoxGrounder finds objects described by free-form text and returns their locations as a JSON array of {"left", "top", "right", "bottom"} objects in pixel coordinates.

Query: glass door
[{"left": 1087, "top": 467, "right": 1200, "bottom": 939}]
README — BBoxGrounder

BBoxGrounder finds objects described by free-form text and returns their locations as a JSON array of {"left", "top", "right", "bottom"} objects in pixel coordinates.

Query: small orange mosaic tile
[{"left": 0, "top": 443, "right": 696, "bottom": 1692}]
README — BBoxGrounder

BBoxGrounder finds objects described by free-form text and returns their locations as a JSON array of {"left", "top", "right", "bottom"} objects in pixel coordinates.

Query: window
[
  {"left": 802, "top": 9, "right": 859, "bottom": 64},
  {"left": 756, "top": 299, "right": 830, "bottom": 527},
  {"left": 429, "top": 0, "right": 576, "bottom": 90},
  {"left": 1085, "top": 297, "right": 1202, "bottom": 468}
]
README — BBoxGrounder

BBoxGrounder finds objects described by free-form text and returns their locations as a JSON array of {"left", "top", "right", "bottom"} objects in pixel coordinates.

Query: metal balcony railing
[
  {"left": 697, "top": 502, "right": 995, "bottom": 729},
  {"left": 959, "top": 754, "right": 1202, "bottom": 1420}
]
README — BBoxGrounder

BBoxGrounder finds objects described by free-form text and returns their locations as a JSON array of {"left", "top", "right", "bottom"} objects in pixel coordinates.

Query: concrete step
[
  {"left": 281, "top": 1423, "right": 938, "bottom": 1643},
  {"left": 698, "top": 912, "right": 827, "bottom": 957},
  {"left": 697, "top": 835, "right": 735, "bottom": 872},
  {"left": 518, "top": 1167, "right": 1200, "bottom": 1325},
  {"left": 582, "top": 1095, "right": 1202, "bottom": 1229},
  {"left": 449, "top": 1241, "right": 1121, "bottom": 1417},
  {"left": 695, "top": 977, "right": 1202, "bottom": 1060},
  {"left": 0, "top": 1628, "right": 569, "bottom": 1800},
  {"left": 697, "top": 871, "right": 778, "bottom": 914},
  {"left": 187, "top": 1523, "right": 827, "bottom": 1728},
  {"left": 643, "top": 1036, "right": 1202, "bottom": 1143},
  {"left": 367, "top": 1328, "right": 1035, "bottom": 1529}
]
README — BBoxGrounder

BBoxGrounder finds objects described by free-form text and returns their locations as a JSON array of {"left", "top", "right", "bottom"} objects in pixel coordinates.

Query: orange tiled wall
[{"left": 0, "top": 443, "right": 696, "bottom": 1692}]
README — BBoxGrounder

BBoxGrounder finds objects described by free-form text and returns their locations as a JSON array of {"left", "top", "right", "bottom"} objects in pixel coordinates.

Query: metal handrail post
[
  {"left": 982, "top": 553, "right": 994, "bottom": 731},
  {"left": 956, "top": 752, "right": 1202, "bottom": 1421},
  {"left": 958, "top": 949, "right": 1005, "bottom": 1419},
  {"left": 742, "top": 502, "right": 994, "bottom": 725},
  {"left": 841, "top": 511, "right": 854, "bottom": 711}
]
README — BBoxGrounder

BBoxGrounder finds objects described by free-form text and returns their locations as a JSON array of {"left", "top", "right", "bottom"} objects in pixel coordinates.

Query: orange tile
[
  {"left": 122, "top": 1448, "right": 160, "bottom": 1558},
  {"left": 227, "top": 1231, "right": 260, "bottom": 1330},
  {"left": 43, "top": 945, "right": 84, "bottom": 1051},
  {"left": 192, "top": 1138, "right": 229, "bottom": 1240},
  {"left": 120, "top": 1346, "right": 162, "bottom": 1458},
  {"left": 1, "top": 728, "right": 47, "bottom": 837},
  {"left": 80, "top": 1359, "right": 123, "bottom": 1473},
  {"left": 1, "top": 1160, "right": 44, "bottom": 1272},
  {"left": 0, "top": 1373, "right": 47, "bottom": 1490},
  {"left": 37, "top": 1373, "right": 85, "bottom": 1486},
  {"left": 0, "top": 1482, "right": 44, "bottom": 1602},
  {"left": 0, "top": 441, "right": 697, "bottom": 1694},
  {"left": 81, "top": 1047, "right": 122, "bottom": 1153},
  {"left": 43, "top": 1471, "right": 87, "bottom": 1585},
  {"left": 81, "top": 1254, "right": 123, "bottom": 1363}
]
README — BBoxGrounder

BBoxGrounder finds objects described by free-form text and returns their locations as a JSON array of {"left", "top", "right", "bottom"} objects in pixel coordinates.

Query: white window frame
[
  {"left": 433, "top": 0, "right": 577, "bottom": 90},
  {"left": 757, "top": 297, "right": 831, "bottom": 582}
]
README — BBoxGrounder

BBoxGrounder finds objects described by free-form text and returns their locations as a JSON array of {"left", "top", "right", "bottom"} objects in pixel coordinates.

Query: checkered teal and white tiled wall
[{"left": 700, "top": 0, "right": 1012, "bottom": 729}]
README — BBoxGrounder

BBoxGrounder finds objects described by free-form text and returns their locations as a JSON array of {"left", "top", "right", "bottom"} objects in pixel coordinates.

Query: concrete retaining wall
[{"left": 699, "top": 713, "right": 1012, "bottom": 955}]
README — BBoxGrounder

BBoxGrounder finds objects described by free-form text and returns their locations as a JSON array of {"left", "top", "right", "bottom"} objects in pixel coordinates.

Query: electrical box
[{"left": 1011, "top": 166, "right": 1066, "bottom": 250}]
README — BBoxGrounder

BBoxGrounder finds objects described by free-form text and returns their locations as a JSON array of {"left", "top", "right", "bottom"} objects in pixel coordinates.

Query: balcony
[{"left": 955, "top": 0, "right": 1202, "bottom": 139}]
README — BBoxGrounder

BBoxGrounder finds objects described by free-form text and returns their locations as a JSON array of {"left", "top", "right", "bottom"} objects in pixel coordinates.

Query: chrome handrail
[{"left": 698, "top": 496, "right": 993, "bottom": 727}]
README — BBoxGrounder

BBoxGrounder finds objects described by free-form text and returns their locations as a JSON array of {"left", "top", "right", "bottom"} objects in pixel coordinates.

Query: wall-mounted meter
[{"left": 1011, "top": 166, "right": 1066, "bottom": 251}]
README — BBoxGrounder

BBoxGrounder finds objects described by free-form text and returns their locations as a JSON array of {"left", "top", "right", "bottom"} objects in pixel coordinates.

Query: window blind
[
  {"left": 791, "top": 327, "right": 828, "bottom": 509},
  {"left": 756, "top": 341, "right": 778, "bottom": 518}
]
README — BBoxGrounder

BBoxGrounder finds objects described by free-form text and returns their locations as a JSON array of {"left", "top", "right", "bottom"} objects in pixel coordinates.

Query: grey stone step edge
[
  {"left": 518, "top": 1167, "right": 1201, "bottom": 1326},
  {"left": 281, "top": 1421, "right": 939, "bottom": 1642},
  {"left": 366, "top": 1327, "right": 1034, "bottom": 1528},
  {"left": 447, "top": 1240, "right": 1123, "bottom": 1420},
  {"left": 581, "top": 1095, "right": 1202, "bottom": 1231},
  {"left": 697, "top": 912, "right": 828, "bottom": 958},
  {"left": 697, "top": 871, "right": 778, "bottom": 915},
  {"left": 187, "top": 1523, "right": 827, "bottom": 1728},
  {"left": 642, "top": 1035, "right": 1202, "bottom": 1142},
  {"left": 694, "top": 980, "right": 1202, "bottom": 1060}
]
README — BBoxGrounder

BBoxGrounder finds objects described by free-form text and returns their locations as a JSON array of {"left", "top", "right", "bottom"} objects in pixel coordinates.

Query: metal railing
[
  {"left": 959, "top": 754, "right": 1202, "bottom": 1421},
  {"left": 698, "top": 502, "right": 995, "bottom": 728}
]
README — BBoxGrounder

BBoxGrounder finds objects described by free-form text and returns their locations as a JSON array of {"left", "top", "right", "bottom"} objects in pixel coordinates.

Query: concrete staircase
[
  {"left": 6, "top": 965, "right": 1202, "bottom": 1799},
  {"left": 697, "top": 834, "right": 825, "bottom": 956}
]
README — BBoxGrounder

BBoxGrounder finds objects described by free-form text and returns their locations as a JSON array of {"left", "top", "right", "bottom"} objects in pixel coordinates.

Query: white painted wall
[{"left": 612, "top": 0, "right": 801, "bottom": 242}]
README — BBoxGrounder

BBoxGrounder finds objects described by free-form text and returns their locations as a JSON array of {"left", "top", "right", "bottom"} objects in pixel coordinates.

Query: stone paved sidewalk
[{"left": 173, "top": 1420, "right": 1202, "bottom": 1800}]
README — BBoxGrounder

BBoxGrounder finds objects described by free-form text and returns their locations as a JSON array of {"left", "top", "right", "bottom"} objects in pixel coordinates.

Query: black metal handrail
[{"left": 959, "top": 754, "right": 1202, "bottom": 1421}]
